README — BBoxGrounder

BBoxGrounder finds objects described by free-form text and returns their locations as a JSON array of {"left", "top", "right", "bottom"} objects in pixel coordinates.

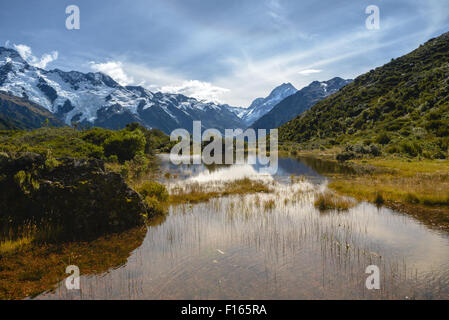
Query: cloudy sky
[{"left": 1, "top": 0, "right": 449, "bottom": 106}]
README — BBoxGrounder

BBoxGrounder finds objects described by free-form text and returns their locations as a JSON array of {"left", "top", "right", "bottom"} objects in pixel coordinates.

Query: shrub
[
  {"left": 107, "top": 155, "right": 119, "bottom": 163},
  {"left": 137, "top": 181, "right": 168, "bottom": 202},
  {"left": 120, "top": 155, "right": 154, "bottom": 181},
  {"left": 400, "top": 141, "right": 421, "bottom": 157},
  {"left": 375, "top": 133, "right": 391, "bottom": 145},
  {"left": 336, "top": 151, "right": 355, "bottom": 162},
  {"left": 136, "top": 181, "right": 169, "bottom": 217},
  {"left": 386, "top": 145, "right": 400, "bottom": 154},
  {"left": 374, "top": 192, "right": 384, "bottom": 205},
  {"left": 144, "top": 196, "right": 168, "bottom": 216},
  {"left": 81, "top": 128, "right": 114, "bottom": 145},
  {"left": 368, "top": 144, "right": 381, "bottom": 156},
  {"left": 433, "top": 151, "right": 446, "bottom": 159},
  {"left": 399, "top": 128, "right": 411, "bottom": 137},
  {"left": 103, "top": 130, "right": 146, "bottom": 162}
]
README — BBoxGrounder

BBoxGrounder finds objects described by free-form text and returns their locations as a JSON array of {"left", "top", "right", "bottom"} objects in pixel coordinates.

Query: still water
[{"left": 37, "top": 155, "right": 449, "bottom": 299}]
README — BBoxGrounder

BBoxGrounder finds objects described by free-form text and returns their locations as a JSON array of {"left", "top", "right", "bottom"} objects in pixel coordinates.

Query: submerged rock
[{"left": 0, "top": 152, "right": 147, "bottom": 241}]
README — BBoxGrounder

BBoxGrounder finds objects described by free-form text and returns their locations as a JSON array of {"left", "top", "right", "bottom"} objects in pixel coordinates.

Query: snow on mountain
[
  {"left": 239, "top": 83, "right": 297, "bottom": 126},
  {"left": 224, "top": 105, "right": 247, "bottom": 118},
  {"left": 251, "top": 77, "right": 353, "bottom": 131},
  {"left": 0, "top": 47, "right": 245, "bottom": 133}
]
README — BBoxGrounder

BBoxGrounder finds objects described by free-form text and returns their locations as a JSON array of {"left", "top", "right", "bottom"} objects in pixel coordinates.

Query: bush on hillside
[{"left": 103, "top": 130, "right": 146, "bottom": 162}]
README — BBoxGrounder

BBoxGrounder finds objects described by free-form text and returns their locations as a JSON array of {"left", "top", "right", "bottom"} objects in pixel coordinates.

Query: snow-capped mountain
[
  {"left": 251, "top": 77, "right": 353, "bottom": 131},
  {"left": 239, "top": 83, "right": 297, "bottom": 126},
  {"left": 0, "top": 47, "right": 245, "bottom": 133},
  {"left": 224, "top": 105, "right": 247, "bottom": 118}
]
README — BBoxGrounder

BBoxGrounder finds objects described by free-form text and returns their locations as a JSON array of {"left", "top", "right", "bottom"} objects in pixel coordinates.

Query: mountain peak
[
  {"left": 0, "top": 47, "right": 27, "bottom": 65},
  {"left": 269, "top": 82, "right": 297, "bottom": 97},
  {"left": 278, "top": 30, "right": 449, "bottom": 145},
  {"left": 306, "top": 77, "right": 352, "bottom": 91},
  {"left": 251, "top": 77, "right": 352, "bottom": 131},
  {"left": 240, "top": 82, "right": 298, "bottom": 126},
  {"left": 323, "top": 77, "right": 351, "bottom": 86}
]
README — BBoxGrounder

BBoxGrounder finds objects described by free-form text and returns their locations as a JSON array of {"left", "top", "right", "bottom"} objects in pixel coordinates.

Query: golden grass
[
  {"left": 169, "top": 178, "right": 272, "bottom": 205},
  {"left": 353, "top": 159, "right": 449, "bottom": 176},
  {"left": 328, "top": 161, "right": 449, "bottom": 230},
  {"left": 314, "top": 191, "right": 356, "bottom": 211},
  {"left": 0, "top": 236, "right": 33, "bottom": 255},
  {"left": 329, "top": 174, "right": 449, "bottom": 207}
]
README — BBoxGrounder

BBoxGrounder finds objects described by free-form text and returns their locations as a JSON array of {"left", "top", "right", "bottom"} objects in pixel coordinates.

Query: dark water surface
[{"left": 37, "top": 155, "right": 449, "bottom": 299}]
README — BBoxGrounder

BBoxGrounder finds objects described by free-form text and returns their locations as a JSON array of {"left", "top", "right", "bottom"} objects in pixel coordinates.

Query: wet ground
[{"left": 37, "top": 155, "right": 449, "bottom": 299}]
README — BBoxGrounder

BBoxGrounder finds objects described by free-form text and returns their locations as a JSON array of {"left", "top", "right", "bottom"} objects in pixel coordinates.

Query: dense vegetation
[
  {"left": 0, "top": 124, "right": 173, "bottom": 243},
  {"left": 0, "top": 154, "right": 147, "bottom": 242},
  {"left": 279, "top": 31, "right": 449, "bottom": 160},
  {"left": 0, "top": 123, "right": 172, "bottom": 162}
]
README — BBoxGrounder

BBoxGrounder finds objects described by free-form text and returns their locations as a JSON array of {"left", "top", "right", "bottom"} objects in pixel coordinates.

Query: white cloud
[
  {"left": 89, "top": 61, "right": 134, "bottom": 86},
  {"left": 298, "top": 69, "right": 322, "bottom": 75},
  {"left": 89, "top": 60, "right": 229, "bottom": 103},
  {"left": 13, "top": 44, "right": 58, "bottom": 68},
  {"left": 38, "top": 52, "right": 59, "bottom": 69},
  {"left": 124, "top": 62, "right": 181, "bottom": 87},
  {"left": 160, "top": 80, "right": 230, "bottom": 103}
]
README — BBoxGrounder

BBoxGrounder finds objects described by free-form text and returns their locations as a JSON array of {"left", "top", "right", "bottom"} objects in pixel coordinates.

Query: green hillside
[{"left": 279, "top": 31, "right": 449, "bottom": 159}]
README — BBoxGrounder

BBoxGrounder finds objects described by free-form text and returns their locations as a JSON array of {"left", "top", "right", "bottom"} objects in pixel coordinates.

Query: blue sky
[{"left": 1, "top": 0, "right": 449, "bottom": 106}]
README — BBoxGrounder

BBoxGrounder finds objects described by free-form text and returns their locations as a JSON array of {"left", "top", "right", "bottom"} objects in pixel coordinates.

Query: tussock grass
[
  {"left": 263, "top": 199, "right": 276, "bottom": 211},
  {"left": 314, "top": 191, "right": 356, "bottom": 211},
  {"left": 329, "top": 174, "right": 449, "bottom": 208},
  {"left": 0, "top": 236, "right": 33, "bottom": 255},
  {"left": 134, "top": 181, "right": 169, "bottom": 216},
  {"left": 328, "top": 159, "right": 449, "bottom": 229},
  {"left": 169, "top": 178, "right": 272, "bottom": 205},
  {"left": 354, "top": 159, "right": 449, "bottom": 176}
]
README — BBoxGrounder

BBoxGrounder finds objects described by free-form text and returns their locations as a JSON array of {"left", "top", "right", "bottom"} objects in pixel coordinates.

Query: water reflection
[
  {"left": 37, "top": 156, "right": 449, "bottom": 300},
  {"left": 159, "top": 154, "right": 326, "bottom": 184}
]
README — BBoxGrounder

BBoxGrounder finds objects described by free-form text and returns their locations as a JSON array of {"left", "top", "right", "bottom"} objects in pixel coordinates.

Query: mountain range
[
  {"left": 0, "top": 46, "right": 352, "bottom": 134},
  {"left": 251, "top": 77, "right": 352, "bottom": 131},
  {"left": 0, "top": 47, "right": 245, "bottom": 133}
]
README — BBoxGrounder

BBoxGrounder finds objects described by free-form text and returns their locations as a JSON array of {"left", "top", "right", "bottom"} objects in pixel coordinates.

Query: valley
[{"left": 0, "top": 28, "right": 448, "bottom": 301}]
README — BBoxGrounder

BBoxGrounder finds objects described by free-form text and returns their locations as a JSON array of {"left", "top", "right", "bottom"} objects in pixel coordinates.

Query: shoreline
[{"left": 286, "top": 150, "right": 449, "bottom": 232}]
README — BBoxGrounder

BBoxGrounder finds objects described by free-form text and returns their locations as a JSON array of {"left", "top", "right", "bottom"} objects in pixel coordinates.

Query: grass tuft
[
  {"left": 263, "top": 199, "right": 276, "bottom": 211},
  {"left": 169, "top": 178, "right": 271, "bottom": 205},
  {"left": 314, "top": 191, "right": 356, "bottom": 211}
]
